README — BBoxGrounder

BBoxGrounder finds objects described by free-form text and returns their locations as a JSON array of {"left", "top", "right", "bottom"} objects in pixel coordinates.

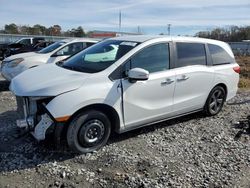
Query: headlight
[
  {"left": 7, "top": 58, "right": 24, "bottom": 68},
  {"left": 30, "top": 96, "right": 55, "bottom": 104}
]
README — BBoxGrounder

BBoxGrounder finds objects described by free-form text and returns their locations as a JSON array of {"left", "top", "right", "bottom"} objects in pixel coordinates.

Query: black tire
[
  {"left": 203, "top": 86, "right": 226, "bottom": 116},
  {"left": 67, "top": 110, "right": 111, "bottom": 153}
]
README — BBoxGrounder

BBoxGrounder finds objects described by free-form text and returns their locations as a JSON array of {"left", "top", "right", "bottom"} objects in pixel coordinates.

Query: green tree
[
  {"left": 51, "top": 25, "right": 62, "bottom": 36},
  {"left": 73, "top": 26, "right": 86, "bottom": 37},
  {"left": 4, "top": 23, "right": 19, "bottom": 34}
]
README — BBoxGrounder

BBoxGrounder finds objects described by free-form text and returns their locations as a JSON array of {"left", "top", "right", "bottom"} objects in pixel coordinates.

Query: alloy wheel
[{"left": 209, "top": 89, "right": 225, "bottom": 114}]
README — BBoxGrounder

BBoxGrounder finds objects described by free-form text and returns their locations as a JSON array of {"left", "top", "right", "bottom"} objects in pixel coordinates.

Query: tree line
[
  {"left": 0, "top": 23, "right": 87, "bottom": 37},
  {"left": 1, "top": 23, "right": 250, "bottom": 42},
  {"left": 195, "top": 26, "right": 250, "bottom": 42}
]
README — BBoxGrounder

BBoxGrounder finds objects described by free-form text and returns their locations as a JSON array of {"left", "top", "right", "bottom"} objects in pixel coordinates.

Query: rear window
[
  {"left": 208, "top": 44, "right": 232, "bottom": 65},
  {"left": 176, "top": 43, "right": 206, "bottom": 68}
]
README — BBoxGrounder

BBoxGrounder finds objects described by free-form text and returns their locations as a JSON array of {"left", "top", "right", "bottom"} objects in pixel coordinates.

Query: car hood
[
  {"left": 10, "top": 64, "right": 89, "bottom": 96},
  {"left": 4, "top": 52, "right": 40, "bottom": 61}
]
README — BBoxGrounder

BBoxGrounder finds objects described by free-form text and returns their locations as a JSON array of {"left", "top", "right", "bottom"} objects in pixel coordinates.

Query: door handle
[
  {"left": 161, "top": 78, "right": 174, "bottom": 85},
  {"left": 177, "top": 75, "right": 189, "bottom": 81}
]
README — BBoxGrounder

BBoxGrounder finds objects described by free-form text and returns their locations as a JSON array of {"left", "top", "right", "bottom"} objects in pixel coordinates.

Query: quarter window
[
  {"left": 176, "top": 43, "right": 206, "bottom": 67},
  {"left": 208, "top": 44, "right": 232, "bottom": 65},
  {"left": 129, "top": 43, "right": 170, "bottom": 73}
]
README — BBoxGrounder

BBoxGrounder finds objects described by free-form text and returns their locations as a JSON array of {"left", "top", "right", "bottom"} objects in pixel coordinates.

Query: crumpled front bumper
[{"left": 16, "top": 97, "right": 55, "bottom": 141}]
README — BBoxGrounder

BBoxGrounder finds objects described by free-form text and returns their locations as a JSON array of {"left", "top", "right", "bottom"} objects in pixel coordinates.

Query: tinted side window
[
  {"left": 19, "top": 39, "right": 31, "bottom": 45},
  {"left": 130, "top": 43, "right": 170, "bottom": 73},
  {"left": 176, "top": 43, "right": 206, "bottom": 67},
  {"left": 56, "top": 42, "right": 84, "bottom": 56},
  {"left": 208, "top": 44, "right": 232, "bottom": 65},
  {"left": 86, "top": 42, "right": 96, "bottom": 48}
]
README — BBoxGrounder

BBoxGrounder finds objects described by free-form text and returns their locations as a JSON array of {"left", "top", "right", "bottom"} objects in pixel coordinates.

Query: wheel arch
[
  {"left": 214, "top": 83, "right": 228, "bottom": 99},
  {"left": 203, "top": 83, "right": 228, "bottom": 116},
  {"left": 205, "top": 83, "right": 228, "bottom": 105},
  {"left": 66, "top": 103, "right": 121, "bottom": 133}
]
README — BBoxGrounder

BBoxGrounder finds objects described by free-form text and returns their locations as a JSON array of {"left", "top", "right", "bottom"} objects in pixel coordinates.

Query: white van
[
  {"left": 10, "top": 36, "right": 240, "bottom": 153},
  {"left": 1, "top": 38, "right": 99, "bottom": 81}
]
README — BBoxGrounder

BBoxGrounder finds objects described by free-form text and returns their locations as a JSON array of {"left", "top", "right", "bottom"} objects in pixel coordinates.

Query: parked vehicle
[
  {"left": 0, "top": 37, "right": 45, "bottom": 59},
  {"left": 10, "top": 36, "right": 240, "bottom": 153},
  {"left": 1, "top": 38, "right": 99, "bottom": 81},
  {"left": 8, "top": 41, "right": 54, "bottom": 56}
]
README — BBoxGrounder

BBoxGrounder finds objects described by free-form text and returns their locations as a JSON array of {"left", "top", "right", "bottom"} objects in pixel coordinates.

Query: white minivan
[
  {"left": 10, "top": 36, "right": 240, "bottom": 153},
  {"left": 1, "top": 38, "right": 99, "bottom": 81}
]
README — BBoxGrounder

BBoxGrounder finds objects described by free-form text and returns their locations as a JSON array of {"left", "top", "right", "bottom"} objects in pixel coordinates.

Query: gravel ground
[{"left": 0, "top": 73, "right": 250, "bottom": 187}]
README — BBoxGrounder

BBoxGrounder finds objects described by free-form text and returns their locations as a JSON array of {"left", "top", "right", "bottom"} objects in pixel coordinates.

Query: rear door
[
  {"left": 121, "top": 42, "right": 176, "bottom": 128},
  {"left": 208, "top": 43, "right": 239, "bottom": 100},
  {"left": 172, "top": 42, "right": 214, "bottom": 115}
]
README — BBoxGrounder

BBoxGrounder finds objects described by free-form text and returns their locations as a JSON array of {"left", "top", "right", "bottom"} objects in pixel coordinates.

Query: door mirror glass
[{"left": 128, "top": 68, "right": 149, "bottom": 82}]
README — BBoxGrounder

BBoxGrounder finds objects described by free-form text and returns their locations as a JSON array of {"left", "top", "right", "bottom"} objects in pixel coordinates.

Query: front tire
[
  {"left": 203, "top": 86, "right": 226, "bottom": 116},
  {"left": 67, "top": 110, "right": 111, "bottom": 153}
]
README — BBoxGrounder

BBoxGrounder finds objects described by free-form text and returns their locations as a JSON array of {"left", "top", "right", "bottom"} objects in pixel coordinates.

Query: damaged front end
[{"left": 16, "top": 96, "right": 55, "bottom": 141}]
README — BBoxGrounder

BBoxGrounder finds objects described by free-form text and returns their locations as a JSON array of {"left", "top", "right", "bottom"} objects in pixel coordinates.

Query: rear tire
[
  {"left": 67, "top": 110, "right": 111, "bottom": 153},
  {"left": 203, "top": 86, "right": 226, "bottom": 116}
]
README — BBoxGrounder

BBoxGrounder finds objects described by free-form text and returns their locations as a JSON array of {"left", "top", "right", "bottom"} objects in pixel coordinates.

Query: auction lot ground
[{"left": 0, "top": 69, "right": 250, "bottom": 187}]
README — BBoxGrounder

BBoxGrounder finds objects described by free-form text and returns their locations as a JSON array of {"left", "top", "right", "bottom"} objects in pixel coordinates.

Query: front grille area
[
  {"left": 16, "top": 96, "right": 25, "bottom": 118},
  {"left": 16, "top": 96, "right": 38, "bottom": 119}
]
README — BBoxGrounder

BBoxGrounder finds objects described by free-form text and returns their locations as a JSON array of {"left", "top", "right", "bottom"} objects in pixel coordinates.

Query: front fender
[{"left": 45, "top": 80, "right": 123, "bottom": 126}]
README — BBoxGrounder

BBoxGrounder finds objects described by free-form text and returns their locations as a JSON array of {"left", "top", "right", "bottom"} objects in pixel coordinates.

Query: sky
[{"left": 0, "top": 0, "right": 249, "bottom": 36}]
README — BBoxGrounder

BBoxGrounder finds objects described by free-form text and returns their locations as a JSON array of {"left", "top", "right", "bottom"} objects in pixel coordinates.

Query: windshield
[
  {"left": 60, "top": 40, "right": 139, "bottom": 73},
  {"left": 13, "top": 39, "right": 21, "bottom": 43},
  {"left": 38, "top": 41, "right": 66, "bottom": 54}
]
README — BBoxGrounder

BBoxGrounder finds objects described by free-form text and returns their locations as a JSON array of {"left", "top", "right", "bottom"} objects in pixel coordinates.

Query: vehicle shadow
[
  {"left": 0, "top": 80, "right": 9, "bottom": 92},
  {"left": 0, "top": 109, "right": 203, "bottom": 173},
  {"left": 108, "top": 112, "right": 203, "bottom": 144},
  {"left": 227, "top": 99, "right": 250, "bottom": 105}
]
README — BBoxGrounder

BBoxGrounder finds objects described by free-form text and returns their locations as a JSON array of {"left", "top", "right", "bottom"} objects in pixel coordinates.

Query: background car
[
  {"left": 7, "top": 41, "right": 54, "bottom": 56},
  {"left": 0, "top": 37, "right": 45, "bottom": 59},
  {"left": 1, "top": 38, "right": 99, "bottom": 81}
]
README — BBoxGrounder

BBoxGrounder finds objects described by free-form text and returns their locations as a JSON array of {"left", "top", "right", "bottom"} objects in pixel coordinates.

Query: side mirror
[{"left": 128, "top": 68, "right": 149, "bottom": 82}]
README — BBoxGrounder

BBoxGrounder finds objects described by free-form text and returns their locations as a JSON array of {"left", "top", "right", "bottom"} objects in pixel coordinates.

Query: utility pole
[
  {"left": 119, "top": 10, "right": 121, "bottom": 33},
  {"left": 167, "top": 24, "right": 171, "bottom": 36},
  {"left": 137, "top": 26, "right": 141, "bottom": 34}
]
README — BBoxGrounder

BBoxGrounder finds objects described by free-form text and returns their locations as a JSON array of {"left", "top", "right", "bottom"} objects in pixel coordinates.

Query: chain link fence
[
  {"left": 0, "top": 33, "right": 74, "bottom": 43},
  {"left": 228, "top": 42, "right": 250, "bottom": 56}
]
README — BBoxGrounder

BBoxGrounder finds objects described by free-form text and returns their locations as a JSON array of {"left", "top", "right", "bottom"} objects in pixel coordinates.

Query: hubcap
[
  {"left": 78, "top": 119, "right": 105, "bottom": 146},
  {"left": 209, "top": 89, "right": 224, "bottom": 114}
]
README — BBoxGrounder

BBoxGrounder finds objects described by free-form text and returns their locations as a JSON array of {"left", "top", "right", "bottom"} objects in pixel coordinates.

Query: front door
[{"left": 121, "top": 42, "right": 176, "bottom": 128}]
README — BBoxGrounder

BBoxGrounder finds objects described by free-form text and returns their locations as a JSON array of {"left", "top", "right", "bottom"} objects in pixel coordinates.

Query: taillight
[{"left": 233, "top": 66, "right": 240, "bottom": 74}]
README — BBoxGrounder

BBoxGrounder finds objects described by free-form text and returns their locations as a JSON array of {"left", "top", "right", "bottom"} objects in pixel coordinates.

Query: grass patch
[
  {"left": 239, "top": 77, "right": 250, "bottom": 88},
  {"left": 236, "top": 56, "right": 250, "bottom": 89}
]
